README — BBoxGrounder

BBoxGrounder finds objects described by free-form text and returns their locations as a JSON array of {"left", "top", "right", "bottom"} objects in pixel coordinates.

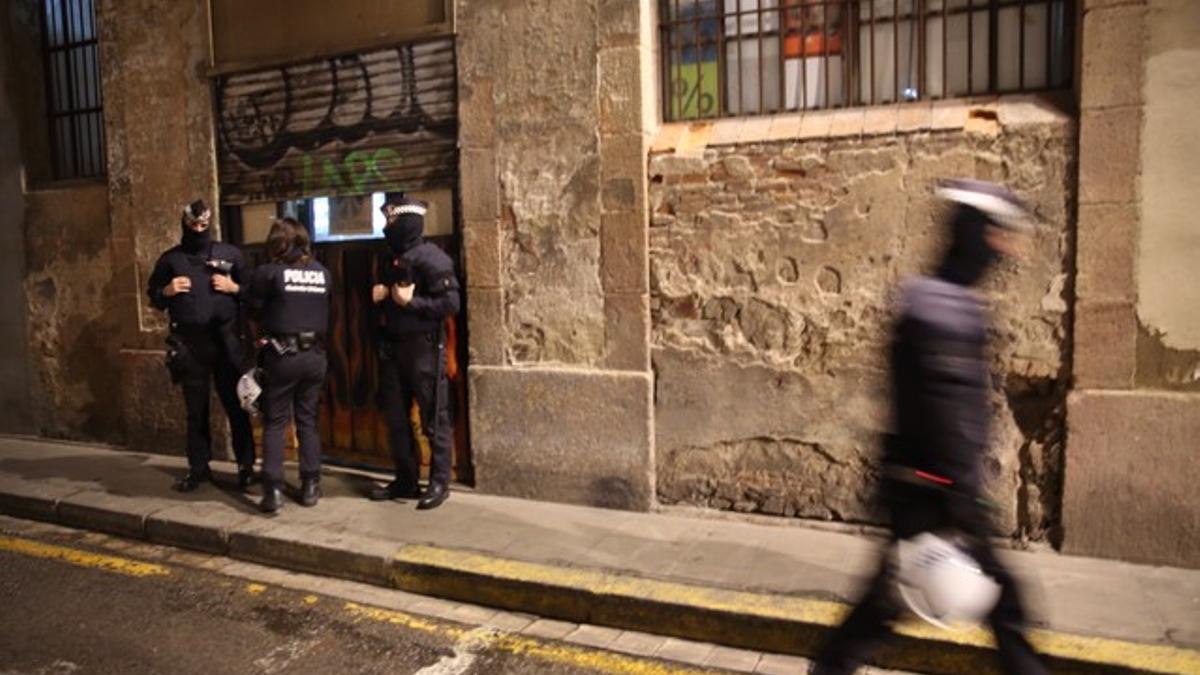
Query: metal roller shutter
[{"left": 215, "top": 37, "right": 457, "bottom": 205}]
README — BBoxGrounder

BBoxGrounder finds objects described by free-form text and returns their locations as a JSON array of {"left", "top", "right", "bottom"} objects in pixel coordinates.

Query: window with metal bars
[
  {"left": 39, "top": 0, "right": 105, "bottom": 179},
  {"left": 660, "top": 0, "right": 1073, "bottom": 121}
]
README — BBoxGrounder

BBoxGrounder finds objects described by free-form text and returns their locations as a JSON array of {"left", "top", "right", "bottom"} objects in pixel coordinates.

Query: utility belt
[{"left": 260, "top": 331, "right": 324, "bottom": 356}]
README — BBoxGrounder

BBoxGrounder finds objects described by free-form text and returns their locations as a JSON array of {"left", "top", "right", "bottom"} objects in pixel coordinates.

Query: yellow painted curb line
[
  {"left": 395, "top": 544, "right": 1200, "bottom": 675},
  {"left": 0, "top": 535, "right": 170, "bottom": 578},
  {"left": 344, "top": 602, "right": 717, "bottom": 675}
]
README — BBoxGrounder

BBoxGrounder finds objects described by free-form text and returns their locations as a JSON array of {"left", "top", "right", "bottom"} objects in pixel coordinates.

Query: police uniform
[
  {"left": 811, "top": 183, "right": 1046, "bottom": 675},
  {"left": 245, "top": 256, "right": 331, "bottom": 512},
  {"left": 147, "top": 205, "right": 255, "bottom": 491},
  {"left": 370, "top": 198, "right": 460, "bottom": 510}
]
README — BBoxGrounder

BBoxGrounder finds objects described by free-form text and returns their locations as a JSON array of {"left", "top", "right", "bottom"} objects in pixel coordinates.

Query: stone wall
[
  {"left": 649, "top": 101, "right": 1076, "bottom": 538},
  {"left": 97, "top": 0, "right": 220, "bottom": 455},
  {"left": 1, "top": 0, "right": 121, "bottom": 443},
  {"left": 0, "top": 1, "right": 36, "bottom": 435},
  {"left": 458, "top": 0, "right": 657, "bottom": 509},
  {"left": 1063, "top": 0, "right": 1200, "bottom": 568}
]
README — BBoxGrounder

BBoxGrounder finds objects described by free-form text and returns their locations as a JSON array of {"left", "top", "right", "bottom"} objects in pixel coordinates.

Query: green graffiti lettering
[
  {"left": 321, "top": 156, "right": 346, "bottom": 193},
  {"left": 371, "top": 148, "right": 402, "bottom": 193},
  {"left": 343, "top": 150, "right": 372, "bottom": 195}
]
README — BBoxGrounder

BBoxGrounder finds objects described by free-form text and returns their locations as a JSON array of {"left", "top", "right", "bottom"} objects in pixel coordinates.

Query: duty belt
[{"left": 262, "top": 331, "right": 322, "bottom": 355}]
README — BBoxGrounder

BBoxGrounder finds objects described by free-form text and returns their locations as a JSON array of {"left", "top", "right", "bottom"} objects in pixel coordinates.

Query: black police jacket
[
  {"left": 147, "top": 241, "right": 244, "bottom": 328},
  {"left": 378, "top": 242, "right": 460, "bottom": 337},
  {"left": 244, "top": 259, "right": 332, "bottom": 337},
  {"left": 884, "top": 276, "right": 990, "bottom": 494}
]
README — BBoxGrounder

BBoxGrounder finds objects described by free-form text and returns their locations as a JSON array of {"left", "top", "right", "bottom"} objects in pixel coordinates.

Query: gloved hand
[{"left": 391, "top": 283, "right": 415, "bottom": 306}]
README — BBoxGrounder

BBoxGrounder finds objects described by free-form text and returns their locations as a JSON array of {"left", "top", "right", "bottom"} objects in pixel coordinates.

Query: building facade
[{"left": 0, "top": 0, "right": 1196, "bottom": 567}]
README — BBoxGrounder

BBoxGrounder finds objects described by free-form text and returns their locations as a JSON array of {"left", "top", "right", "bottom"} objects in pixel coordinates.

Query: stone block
[
  {"left": 655, "top": 637, "right": 714, "bottom": 665},
  {"left": 1083, "top": 0, "right": 1145, "bottom": 10},
  {"left": 458, "top": 78, "right": 495, "bottom": 148},
  {"left": 602, "top": 211, "right": 648, "bottom": 294},
  {"left": 600, "top": 46, "right": 644, "bottom": 135},
  {"left": 145, "top": 504, "right": 254, "bottom": 554},
  {"left": 0, "top": 474, "right": 74, "bottom": 523},
  {"left": 57, "top": 491, "right": 155, "bottom": 539},
  {"left": 766, "top": 114, "right": 803, "bottom": 142},
  {"left": 1073, "top": 300, "right": 1137, "bottom": 388},
  {"left": 931, "top": 99, "right": 969, "bottom": 130},
  {"left": 709, "top": 118, "right": 745, "bottom": 146},
  {"left": 897, "top": 102, "right": 933, "bottom": 133},
  {"left": 736, "top": 116, "right": 775, "bottom": 144},
  {"left": 798, "top": 111, "right": 834, "bottom": 138},
  {"left": 461, "top": 147, "right": 499, "bottom": 222},
  {"left": 1076, "top": 203, "right": 1137, "bottom": 302},
  {"left": 828, "top": 108, "right": 865, "bottom": 138},
  {"left": 862, "top": 105, "right": 898, "bottom": 136},
  {"left": 470, "top": 366, "right": 654, "bottom": 510},
  {"left": 466, "top": 288, "right": 505, "bottom": 366},
  {"left": 600, "top": 133, "right": 647, "bottom": 185},
  {"left": 1079, "top": 107, "right": 1141, "bottom": 205},
  {"left": 1081, "top": 4, "right": 1145, "bottom": 109},
  {"left": 1062, "top": 390, "right": 1200, "bottom": 568},
  {"left": 650, "top": 124, "right": 686, "bottom": 154},
  {"left": 464, "top": 219, "right": 502, "bottom": 289},
  {"left": 604, "top": 292, "right": 650, "bottom": 371},
  {"left": 609, "top": 630, "right": 669, "bottom": 657},
  {"left": 227, "top": 521, "right": 396, "bottom": 586},
  {"left": 599, "top": 0, "right": 640, "bottom": 47}
]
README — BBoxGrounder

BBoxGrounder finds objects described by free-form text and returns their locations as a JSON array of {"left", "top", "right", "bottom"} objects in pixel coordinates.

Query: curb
[{"left": 0, "top": 487, "right": 1196, "bottom": 675}]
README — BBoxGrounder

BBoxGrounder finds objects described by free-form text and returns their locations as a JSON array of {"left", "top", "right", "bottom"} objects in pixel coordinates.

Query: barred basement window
[
  {"left": 40, "top": 0, "right": 105, "bottom": 179},
  {"left": 660, "top": 0, "right": 1074, "bottom": 121}
]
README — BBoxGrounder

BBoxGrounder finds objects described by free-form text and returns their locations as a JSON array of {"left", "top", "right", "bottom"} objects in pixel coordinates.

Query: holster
[{"left": 164, "top": 334, "right": 191, "bottom": 385}]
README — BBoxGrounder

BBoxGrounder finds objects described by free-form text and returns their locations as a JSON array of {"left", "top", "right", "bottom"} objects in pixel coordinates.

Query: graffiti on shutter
[{"left": 216, "top": 37, "right": 457, "bottom": 204}]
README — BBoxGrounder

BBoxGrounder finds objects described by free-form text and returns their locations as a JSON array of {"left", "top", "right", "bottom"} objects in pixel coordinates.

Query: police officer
[
  {"left": 147, "top": 199, "right": 256, "bottom": 492},
  {"left": 810, "top": 179, "right": 1046, "bottom": 675},
  {"left": 368, "top": 196, "right": 459, "bottom": 510},
  {"left": 243, "top": 217, "right": 331, "bottom": 514}
]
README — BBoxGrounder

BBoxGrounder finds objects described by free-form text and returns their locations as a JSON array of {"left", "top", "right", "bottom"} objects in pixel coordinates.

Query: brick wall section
[{"left": 648, "top": 99, "right": 1076, "bottom": 537}]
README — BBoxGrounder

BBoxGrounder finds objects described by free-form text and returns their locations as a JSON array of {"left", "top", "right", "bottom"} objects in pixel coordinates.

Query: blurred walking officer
[
  {"left": 368, "top": 196, "right": 459, "bottom": 510},
  {"left": 811, "top": 179, "right": 1047, "bottom": 675},
  {"left": 147, "top": 199, "right": 256, "bottom": 492},
  {"left": 243, "top": 218, "right": 331, "bottom": 514}
]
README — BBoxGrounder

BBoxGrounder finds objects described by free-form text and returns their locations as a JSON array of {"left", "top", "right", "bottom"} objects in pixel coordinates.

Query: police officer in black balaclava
[
  {"left": 368, "top": 196, "right": 460, "bottom": 510},
  {"left": 811, "top": 179, "right": 1047, "bottom": 675},
  {"left": 147, "top": 199, "right": 257, "bottom": 492},
  {"left": 243, "top": 217, "right": 331, "bottom": 514}
]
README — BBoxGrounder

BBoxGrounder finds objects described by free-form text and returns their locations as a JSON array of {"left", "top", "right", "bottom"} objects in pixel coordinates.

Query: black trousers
[
  {"left": 176, "top": 328, "right": 254, "bottom": 472},
  {"left": 812, "top": 481, "right": 1047, "bottom": 675},
  {"left": 260, "top": 348, "right": 327, "bottom": 483},
  {"left": 378, "top": 331, "right": 453, "bottom": 490}
]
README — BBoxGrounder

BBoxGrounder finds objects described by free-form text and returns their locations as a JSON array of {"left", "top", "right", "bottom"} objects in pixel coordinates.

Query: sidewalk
[{"left": 0, "top": 435, "right": 1196, "bottom": 674}]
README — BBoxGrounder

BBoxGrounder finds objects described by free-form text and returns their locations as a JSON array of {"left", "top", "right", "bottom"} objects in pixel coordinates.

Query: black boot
[
  {"left": 368, "top": 479, "right": 421, "bottom": 502},
  {"left": 260, "top": 479, "right": 283, "bottom": 514},
  {"left": 174, "top": 468, "right": 212, "bottom": 493},
  {"left": 237, "top": 464, "right": 260, "bottom": 490},
  {"left": 417, "top": 481, "right": 449, "bottom": 510},
  {"left": 300, "top": 474, "right": 321, "bottom": 507}
]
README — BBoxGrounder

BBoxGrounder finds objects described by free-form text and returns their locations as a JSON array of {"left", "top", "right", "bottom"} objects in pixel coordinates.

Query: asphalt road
[{"left": 0, "top": 533, "right": 711, "bottom": 675}]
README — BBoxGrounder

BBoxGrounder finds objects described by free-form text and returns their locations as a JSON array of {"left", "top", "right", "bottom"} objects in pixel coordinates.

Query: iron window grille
[
  {"left": 39, "top": 0, "right": 105, "bottom": 179},
  {"left": 660, "top": 0, "right": 1074, "bottom": 121}
]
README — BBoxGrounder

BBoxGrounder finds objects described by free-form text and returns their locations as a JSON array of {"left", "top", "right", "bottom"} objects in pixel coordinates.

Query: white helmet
[
  {"left": 894, "top": 532, "right": 1001, "bottom": 630},
  {"left": 236, "top": 368, "right": 263, "bottom": 415}
]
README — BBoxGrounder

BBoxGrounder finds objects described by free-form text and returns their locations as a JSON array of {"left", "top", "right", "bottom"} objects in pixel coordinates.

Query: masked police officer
[
  {"left": 243, "top": 217, "right": 331, "bottom": 514},
  {"left": 147, "top": 199, "right": 256, "bottom": 492},
  {"left": 368, "top": 196, "right": 459, "bottom": 510},
  {"left": 810, "top": 180, "right": 1046, "bottom": 675}
]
